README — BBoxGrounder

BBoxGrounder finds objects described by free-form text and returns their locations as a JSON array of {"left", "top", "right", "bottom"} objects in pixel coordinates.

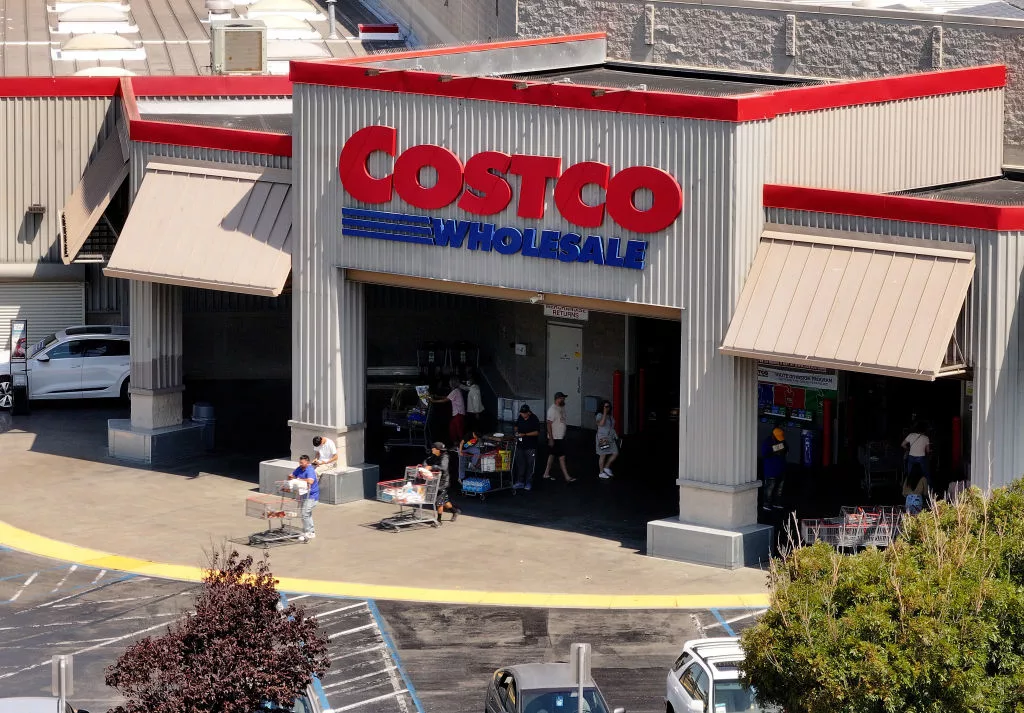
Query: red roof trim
[
  {"left": 130, "top": 76, "right": 293, "bottom": 96},
  {"left": 763, "top": 184, "right": 1024, "bottom": 231},
  {"left": 0, "top": 77, "right": 121, "bottom": 97},
  {"left": 129, "top": 119, "right": 291, "bottom": 157},
  {"left": 771, "top": 65, "right": 1006, "bottom": 115},
  {"left": 289, "top": 63, "right": 774, "bottom": 121},
  {"left": 289, "top": 63, "right": 1004, "bottom": 123},
  {"left": 318, "top": 32, "right": 607, "bottom": 66}
]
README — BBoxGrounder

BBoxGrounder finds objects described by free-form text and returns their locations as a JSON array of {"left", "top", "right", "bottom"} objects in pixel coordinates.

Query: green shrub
[{"left": 742, "top": 482, "right": 1024, "bottom": 713}]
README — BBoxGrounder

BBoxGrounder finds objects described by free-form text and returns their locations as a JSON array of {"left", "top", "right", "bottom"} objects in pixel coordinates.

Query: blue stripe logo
[{"left": 341, "top": 208, "right": 648, "bottom": 270}]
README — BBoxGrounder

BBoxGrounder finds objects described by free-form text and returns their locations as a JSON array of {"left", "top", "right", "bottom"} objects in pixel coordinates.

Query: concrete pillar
[
  {"left": 646, "top": 317, "right": 773, "bottom": 569},
  {"left": 109, "top": 280, "right": 201, "bottom": 464},
  {"left": 289, "top": 270, "right": 366, "bottom": 468},
  {"left": 129, "top": 281, "right": 183, "bottom": 429}
]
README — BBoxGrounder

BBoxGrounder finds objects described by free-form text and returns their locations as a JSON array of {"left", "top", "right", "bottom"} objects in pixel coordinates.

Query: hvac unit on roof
[{"left": 210, "top": 18, "right": 268, "bottom": 74}]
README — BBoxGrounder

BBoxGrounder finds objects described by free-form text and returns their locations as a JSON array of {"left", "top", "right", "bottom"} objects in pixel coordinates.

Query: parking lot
[{"left": 0, "top": 548, "right": 765, "bottom": 713}]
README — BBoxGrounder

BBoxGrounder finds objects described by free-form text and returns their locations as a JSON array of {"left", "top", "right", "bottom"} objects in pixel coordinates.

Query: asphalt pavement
[{"left": 0, "top": 549, "right": 765, "bottom": 712}]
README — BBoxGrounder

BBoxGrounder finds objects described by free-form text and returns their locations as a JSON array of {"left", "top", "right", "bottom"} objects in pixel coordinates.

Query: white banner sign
[
  {"left": 757, "top": 364, "right": 838, "bottom": 391},
  {"left": 9, "top": 319, "right": 26, "bottom": 361},
  {"left": 544, "top": 305, "right": 589, "bottom": 321}
]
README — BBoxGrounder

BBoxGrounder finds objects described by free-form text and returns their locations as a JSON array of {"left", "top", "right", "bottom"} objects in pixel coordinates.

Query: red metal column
[
  {"left": 612, "top": 370, "right": 623, "bottom": 434},
  {"left": 822, "top": 398, "right": 833, "bottom": 466}
]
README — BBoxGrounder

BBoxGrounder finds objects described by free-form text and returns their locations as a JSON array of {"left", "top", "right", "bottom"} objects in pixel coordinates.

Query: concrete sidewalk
[{"left": 0, "top": 407, "right": 769, "bottom": 607}]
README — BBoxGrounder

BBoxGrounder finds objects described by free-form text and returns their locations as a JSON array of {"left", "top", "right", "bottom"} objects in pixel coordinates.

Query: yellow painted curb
[{"left": 0, "top": 521, "right": 771, "bottom": 609}]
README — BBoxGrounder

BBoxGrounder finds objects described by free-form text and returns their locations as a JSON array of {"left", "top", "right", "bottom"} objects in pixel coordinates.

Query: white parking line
[
  {"left": 313, "top": 602, "right": 367, "bottom": 618},
  {"left": 8, "top": 573, "right": 37, "bottom": 602},
  {"left": 52, "top": 565, "right": 78, "bottom": 592},
  {"left": 324, "top": 644, "right": 388, "bottom": 664},
  {"left": 0, "top": 612, "right": 179, "bottom": 631},
  {"left": 288, "top": 594, "right": 311, "bottom": 601},
  {"left": 704, "top": 609, "right": 768, "bottom": 630},
  {"left": 0, "top": 620, "right": 171, "bottom": 681},
  {"left": 328, "top": 623, "right": 376, "bottom": 639},
  {"left": 91, "top": 570, "right": 107, "bottom": 585},
  {"left": 333, "top": 690, "right": 409, "bottom": 711},
  {"left": 52, "top": 595, "right": 162, "bottom": 608},
  {"left": 322, "top": 666, "right": 398, "bottom": 690}
]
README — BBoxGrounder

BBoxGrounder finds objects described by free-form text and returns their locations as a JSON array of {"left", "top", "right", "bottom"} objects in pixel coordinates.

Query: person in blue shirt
[
  {"left": 289, "top": 454, "right": 320, "bottom": 539},
  {"left": 760, "top": 428, "right": 788, "bottom": 512}
]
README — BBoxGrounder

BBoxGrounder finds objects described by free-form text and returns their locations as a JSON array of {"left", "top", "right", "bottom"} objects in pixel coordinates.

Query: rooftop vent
[
  {"left": 73, "top": 66, "right": 137, "bottom": 76},
  {"left": 266, "top": 39, "right": 328, "bottom": 75},
  {"left": 245, "top": 0, "right": 324, "bottom": 20},
  {"left": 260, "top": 14, "right": 319, "bottom": 39},
  {"left": 211, "top": 19, "right": 268, "bottom": 74},
  {"left": 53, "top": 33, "right": 145, "bottom": 60},
  {"left": 205, "top": 0, "right": 234, "bottom": 21},
  {"left": 54, "top": 6, "right": 138, "bottom": 34},
  {"left": 48, "top": 0, "right": 130, "bottom": 12}
]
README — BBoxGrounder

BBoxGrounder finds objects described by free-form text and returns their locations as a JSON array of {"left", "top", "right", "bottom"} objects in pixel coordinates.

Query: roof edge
[{"left": 764, "top": 183, "right": 1024, "bottom": 231}]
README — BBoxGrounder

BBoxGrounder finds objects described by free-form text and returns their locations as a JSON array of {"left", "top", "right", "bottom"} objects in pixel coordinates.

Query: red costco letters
[{"left": 338, "top": 125, "right": 683, "bottom": 234}]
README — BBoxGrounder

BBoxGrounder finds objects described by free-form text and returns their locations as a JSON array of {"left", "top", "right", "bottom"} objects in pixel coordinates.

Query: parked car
[
  {"left": 0, "top": 697, "right": 89, "bottom": 713},
  {"left": 486, "top": 662, "right": 625, "bottom": 713},
  {"left": 666, "top": 637, "right": 775, "bottom": 713},
  {"left": 0, "top": 325, "right": 130, "bottom": 410}
]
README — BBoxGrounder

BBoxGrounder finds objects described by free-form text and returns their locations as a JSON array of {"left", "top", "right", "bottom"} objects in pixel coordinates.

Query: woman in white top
[
  {"left": 464, "top": 376, "right": 484, "bottom": 431},
  {"left": 901, "top": 423, "right": 932, "bottom": 489},
  {"left": 595, "top": 400, "right": 618, "bottom": 479}
]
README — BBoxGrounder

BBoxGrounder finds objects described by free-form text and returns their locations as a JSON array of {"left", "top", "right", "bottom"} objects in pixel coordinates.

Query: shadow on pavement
[{"left": 13, "top": 400, "right": 275, "bottom": 483}]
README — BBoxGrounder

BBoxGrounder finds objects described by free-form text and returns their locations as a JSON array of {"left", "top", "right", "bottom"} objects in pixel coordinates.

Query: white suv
[
  {"left": 666, "top": 637, "right": 774, "bottom": 713},
  {"left": 0, "top": 326, "right": 130, "bottom": 410}
]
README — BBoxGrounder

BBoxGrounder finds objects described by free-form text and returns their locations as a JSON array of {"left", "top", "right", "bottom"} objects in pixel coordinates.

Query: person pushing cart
[{"left": 427, "top": 441, "right": 461, "bottom": 524}]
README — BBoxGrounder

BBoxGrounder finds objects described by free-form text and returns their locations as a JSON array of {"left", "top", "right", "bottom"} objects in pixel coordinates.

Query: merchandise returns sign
[{"left": 338, "top": 126, "right": 684, "bottom": 271}]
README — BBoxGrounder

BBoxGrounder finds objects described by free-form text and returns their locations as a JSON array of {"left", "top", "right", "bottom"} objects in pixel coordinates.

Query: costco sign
[{"left": 338, "top": 126, "right": 684, "bottom": 270}]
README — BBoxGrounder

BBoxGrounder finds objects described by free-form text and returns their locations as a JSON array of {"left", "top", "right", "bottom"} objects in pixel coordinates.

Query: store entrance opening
[
  {"left": 755, "top": 363, "right": 967, "bottom": 533},
  {"left": 360, "top": 283, "right": 680, "bottom": 550}
]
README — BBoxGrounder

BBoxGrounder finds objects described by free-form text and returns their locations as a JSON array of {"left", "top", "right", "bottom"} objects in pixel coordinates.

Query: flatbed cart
[
  {"left": 460, "top": 434, "right": 516, "bottom": 501},
  {"left": 376, "top": 465, "right": 443, "bottom": 532},
  {"left": 245, "top": 480, "right": 310, "bottom": 547}
]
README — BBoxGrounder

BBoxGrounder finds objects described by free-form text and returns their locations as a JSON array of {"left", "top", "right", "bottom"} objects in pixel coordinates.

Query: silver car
[{"left": 485, "top": 663, "right": 625, "bottom": 713}]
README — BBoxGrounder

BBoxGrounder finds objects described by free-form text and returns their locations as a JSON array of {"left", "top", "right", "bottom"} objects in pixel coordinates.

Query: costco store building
[{"left": 19, "top": 35, "right": 1023, "bottom": 567}]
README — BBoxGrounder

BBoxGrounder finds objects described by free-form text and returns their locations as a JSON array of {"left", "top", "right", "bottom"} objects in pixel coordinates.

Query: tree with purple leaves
[{"left": 105, "top": 549, "right": 330, "bottom": 713}]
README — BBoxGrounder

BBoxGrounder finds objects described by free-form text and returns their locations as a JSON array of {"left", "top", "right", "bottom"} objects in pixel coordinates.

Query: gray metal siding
[
  {"left": 129, "top": 280, "right": 182, "bottom": 391},
  {"left": 772, "top": 90, "right": 1004, "bottom": 192},
  {"left": 300, "top": 83, "right": 742, "bottom": 309},
  {"left": 1, "top": 96, "right": 117, "bottom": 264},
  {"left": 294, "top": 83, "right": 770, "bottom": 487},
  {"left": 85, "top": 264, "right": 127, "bottom": 315},
  {"left": 0, "top": 282, "right": 85, "bottom": 351},
  {"left": 129, "top": 142, "right": 292, "bottom": 200}
]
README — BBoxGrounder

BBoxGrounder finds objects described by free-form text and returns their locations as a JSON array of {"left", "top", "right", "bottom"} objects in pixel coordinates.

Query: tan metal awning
[
  {"left": 721, "top": 226, "right": 975, "bottom": 380},
  {"left": 60, "top": 134, "right": 129, "bottom": 265},
  {"left": 104, "top": 159, "right": 292, "bottom": 297}
]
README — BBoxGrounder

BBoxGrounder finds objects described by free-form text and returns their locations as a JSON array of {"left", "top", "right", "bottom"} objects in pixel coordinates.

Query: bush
[
  {"left": 742, "top": 482, "right": 1024, "bottom": 713},
  {"left": 105, "top": 550, "right": 330, "bottom": 713}
]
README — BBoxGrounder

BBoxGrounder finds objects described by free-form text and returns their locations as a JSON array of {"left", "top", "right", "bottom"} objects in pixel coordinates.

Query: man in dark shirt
[{"left": 513, "top": 404, "right": 541, "bottom": 491}]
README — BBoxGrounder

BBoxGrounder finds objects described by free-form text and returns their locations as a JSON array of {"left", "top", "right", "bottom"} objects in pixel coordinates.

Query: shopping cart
[
  {"left": 377, "top": 465, "right": 443, "bottom": 532},
  {"left": 246, "top": 480, "right": 310, "bottom": 547},
  {"left": 798, "top": 506, "right": 903, "bottom": 550}
]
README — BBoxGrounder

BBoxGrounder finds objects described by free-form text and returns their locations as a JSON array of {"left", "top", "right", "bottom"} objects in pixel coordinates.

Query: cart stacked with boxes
[
  {"left": 460, "top": 434, "right": 516, "bottom": 501},
  {"left": 376, "top": 464, "right": 444, "bottom": 531}
]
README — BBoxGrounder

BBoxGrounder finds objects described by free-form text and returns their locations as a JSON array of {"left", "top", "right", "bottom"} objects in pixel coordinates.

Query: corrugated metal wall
[
  {"left": 85, "top": 264, "right": 127, "bottom": 317},
  {"left": 0, "top": 283, "right": 85, "bottom": 351},
  {"left": 294, "top": 83, "right": 771, "bottom": 488},
  {"left": 301, "top": 83, "right": 737, "bottom": 309},
  {"left": 771, "top": 89, "right": 1004, "bottom": 192},
  {"left": 0, "top": 96, "right": 117, "bottom": 264},
  {"left": 765, "top": 207, "right": 1024, "bottom": 492},
  {"left": 129, "top": 142, "right": 291, "bottom": 199},
  {"left": 129, "top": 280, "right": 182, "bottom": 391}
]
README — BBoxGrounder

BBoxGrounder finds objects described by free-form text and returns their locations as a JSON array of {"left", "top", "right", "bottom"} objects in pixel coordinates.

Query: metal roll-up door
[{"left": 0, "top": 283, "right": 85, "bottom": 351}]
